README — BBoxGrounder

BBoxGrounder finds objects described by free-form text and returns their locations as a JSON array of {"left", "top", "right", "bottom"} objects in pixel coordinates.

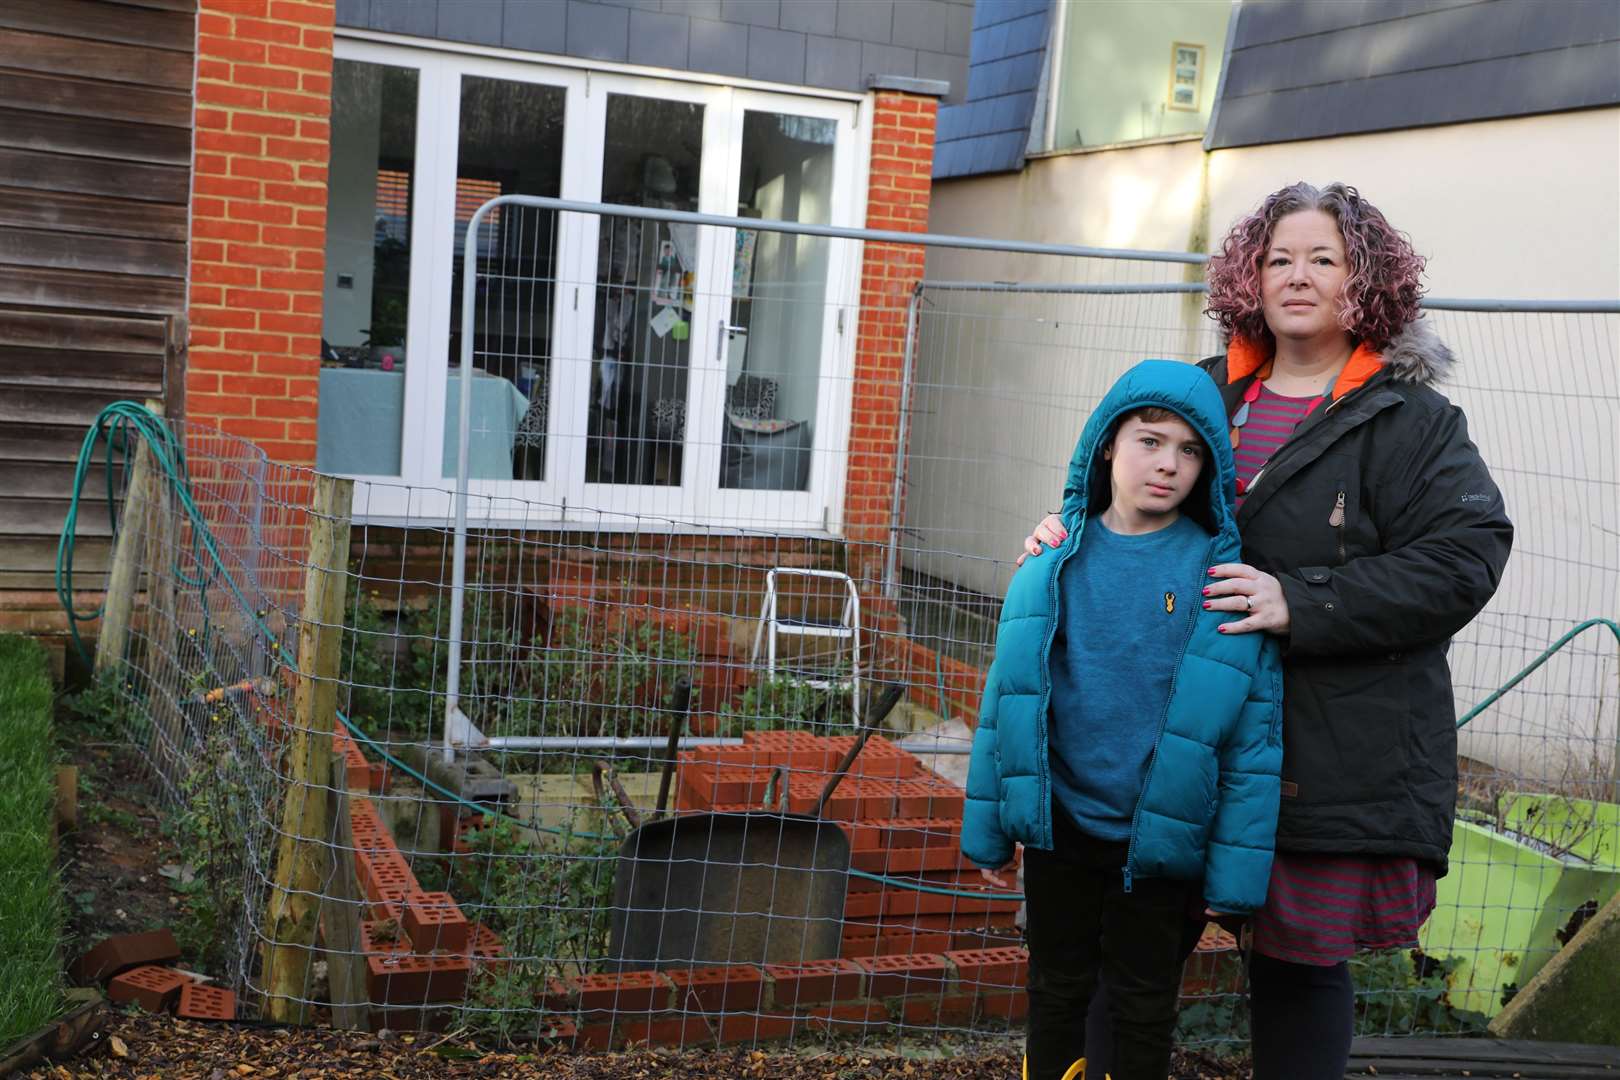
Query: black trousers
[{"left": 1024, "top": 811, "right": 1196, "bottom": 1080}]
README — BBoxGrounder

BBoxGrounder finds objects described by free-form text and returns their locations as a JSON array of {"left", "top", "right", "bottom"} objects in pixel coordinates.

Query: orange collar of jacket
[{"left": 1227, "top": 335, "right": 1383, "bottom": 402}]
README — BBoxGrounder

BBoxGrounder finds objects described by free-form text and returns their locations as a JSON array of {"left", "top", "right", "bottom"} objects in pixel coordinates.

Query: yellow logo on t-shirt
[{"left": 1164, "top": 591, "right": 1176, "bottom": 614}]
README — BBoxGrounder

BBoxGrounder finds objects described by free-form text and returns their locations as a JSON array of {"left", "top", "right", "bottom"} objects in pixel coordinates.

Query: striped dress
[{"left": 1234, "top": 384, "right": 1440, "bottom": 965}]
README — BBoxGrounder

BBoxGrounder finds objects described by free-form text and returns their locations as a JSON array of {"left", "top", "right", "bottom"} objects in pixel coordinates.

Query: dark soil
[
  {"left": 20, "top": 1012, "right": 1248, "bottom": 1078},
  {"left": 56, "top": 706, "right": 188, "bottom": 966}
]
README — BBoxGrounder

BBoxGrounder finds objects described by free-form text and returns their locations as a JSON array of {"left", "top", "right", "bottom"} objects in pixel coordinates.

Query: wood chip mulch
[{"left": 18, "top": 1012, "right": 1244, "bottom": 1079}]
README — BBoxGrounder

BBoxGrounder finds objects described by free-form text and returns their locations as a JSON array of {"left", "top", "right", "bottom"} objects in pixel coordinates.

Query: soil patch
[{"left": 19, "top": 1012, "right": 1246, "bottom": 1079}]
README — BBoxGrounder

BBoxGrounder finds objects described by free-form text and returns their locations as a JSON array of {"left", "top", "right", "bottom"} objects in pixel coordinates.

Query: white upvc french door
[{"left": 327, "top": 39, "right": 860, "bottom": 532}]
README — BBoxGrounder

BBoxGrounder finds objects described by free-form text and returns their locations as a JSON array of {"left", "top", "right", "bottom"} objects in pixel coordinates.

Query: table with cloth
[{"left": 315, "top": 367, "right": 529, "bottom": 479}]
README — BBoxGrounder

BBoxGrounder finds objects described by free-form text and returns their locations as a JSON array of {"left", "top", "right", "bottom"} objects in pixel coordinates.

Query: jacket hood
[
  {"left": 1061, "top": 359, "right": 1237, "bottom": 542},
  {"left": 1380, "top": 317, "right": 1455, "bottom": 386}
]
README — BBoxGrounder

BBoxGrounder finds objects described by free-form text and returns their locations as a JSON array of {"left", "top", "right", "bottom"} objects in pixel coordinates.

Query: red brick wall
[
  {"left": 843, "top": 91, "right": 938, "bottom": 586},
  {"left": 187, "top": 0, "right": 335, "bottom": 466}
]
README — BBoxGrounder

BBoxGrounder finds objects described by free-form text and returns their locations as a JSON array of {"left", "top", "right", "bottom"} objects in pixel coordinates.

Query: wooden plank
[
  {"left": 1348, "top": 1062, "right": 1620, "bottom": 1079},
  {"left": 320, "top": 756, "right": 371, "bottom": 1031},
  {"left": 0, "top": 106, "right": 191, "bottom": 166},
  {"left": 0, "top": 0, "right": 196, "bottom": 52},
  {"left": 0, "top": 225, "right": 185, "bottom": 279},
  {"left": 96, "top": 399, "right": 160, "bottom": 674},
  {"left": 0, "top": 426, "right": 104, "bottom": 465},
  {"left": 106, "top": 0, "right": 197, "bottom": 13},
  {"left": 0, "top": 497, "right": 109, "bottom": 537},
  {"left": 0, "top": 29, "right": 193, "bottom": 90},
  {"left": 0, "top": 462, "right": 113, "bottom": 500},
  {"left": 0, "top": 264, "right": 186, "bottom": 315},
  {"left": 0, "top": 71, "right": 190, "bottom": 130},
  {"left": 0, "top": 383, "right": 128, "bottom": 426},
  {"left": 0, "top": 185, "right": 190, "bottom": 242},
  {"left": 0, "top": 536, "right": 111, "bottom": 577},
  {"left": 0, "top": 147, "right": 188, "bottom": 203},
  {"left": 1350, "top": 1037, "right": 1620, "bottom": 1065},
  {"left": 263, "top": 475, "right": 353, "bottom": 1025},
  {"left": 0, "top": 346, "right": 166, "bottom": 391},
  {"left": 0, "top": 309, "right": 168, "bottom": 353}
]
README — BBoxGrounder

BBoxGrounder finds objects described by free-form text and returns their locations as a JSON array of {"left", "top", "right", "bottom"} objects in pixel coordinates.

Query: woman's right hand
[{"left": 1015, "top": 513, "right": 1067, "bottom": 566}]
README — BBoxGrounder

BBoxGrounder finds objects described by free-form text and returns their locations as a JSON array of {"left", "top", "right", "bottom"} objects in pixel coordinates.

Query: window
[{"left": 1049, "top": 1, "right": 1230, "bottom": 150}]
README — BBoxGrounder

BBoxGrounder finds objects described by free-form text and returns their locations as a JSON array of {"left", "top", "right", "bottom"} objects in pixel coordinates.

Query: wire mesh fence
[{"left": 73, "top": 200, "right": 1620, "bottom": 1054}]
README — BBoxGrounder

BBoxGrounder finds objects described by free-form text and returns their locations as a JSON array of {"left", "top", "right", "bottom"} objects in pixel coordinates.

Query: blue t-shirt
[{"left": 1048, "top": 514, "right": 1210, "bottom": 842}]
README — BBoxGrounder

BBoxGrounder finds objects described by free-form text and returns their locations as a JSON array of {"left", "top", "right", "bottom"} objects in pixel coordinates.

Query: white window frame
[{"left": 326, "top": 37, "right": 864, "bottom": 535}]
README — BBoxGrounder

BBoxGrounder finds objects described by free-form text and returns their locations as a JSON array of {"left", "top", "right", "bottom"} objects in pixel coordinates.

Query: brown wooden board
[
  {"left": 0, "top": 496, "right": 110, "bottom": 537},
  {"left": 0, "top": 106, "right": 191, "bottom": 166},
  {"left": 0, "top": 185, "right": 189, "bottom": 242},
  {"left": 0, "top": 29, "right": 192, "bottom": 90},
  {"left": 0, "top": 226, "right": 185, "bottom": 279},
  {"left": 0, "top": 382, "right": 133, "bottom": 426},
  {"left": 0, "top": 310, "right": 169, "bottom": 353},
  {"left": 1347, "top": 1035, "right": 1620, "bottom": 1078},
  {"left": 106, "top": 0, "right": 198, "bottom": 13},
  {"left": 0, "top": 147, "right": 187, "bottom": 203},
  {"left": 0, "top": 0, "right": 196, "bottom": 52},
  {"left": 0, "top": 265, "right": 185, "bottom": 315},
  {"left": 0, "top": 426, "right": 110, "bottom": 465},
  {"left": 0, "top": 347, "right": 165, "bottom": 391},
  {"left": 0, "top": 535, "right": 111, "bottom": 577},
  {"left": 0, "top": 463, "right": 113, "bottom": 500},
  {"left": 0, "top": 71, "right": 191, "bottom": 130}
]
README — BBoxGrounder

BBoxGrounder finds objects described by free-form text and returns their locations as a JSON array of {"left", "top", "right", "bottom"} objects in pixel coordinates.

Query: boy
[{"left": 963, "top": 360, "right": 1283, "bottom": 1080}]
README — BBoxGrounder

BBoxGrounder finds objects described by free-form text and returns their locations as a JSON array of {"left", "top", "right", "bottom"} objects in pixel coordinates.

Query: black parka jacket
[{"left": 1200, "top": 319, "right": 1513, "bottom": 874}]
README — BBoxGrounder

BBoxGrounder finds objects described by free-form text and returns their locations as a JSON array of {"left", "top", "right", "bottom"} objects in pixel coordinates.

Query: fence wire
[{"left": 79, "top": 203, "right": 1620, "bottom": 1055}]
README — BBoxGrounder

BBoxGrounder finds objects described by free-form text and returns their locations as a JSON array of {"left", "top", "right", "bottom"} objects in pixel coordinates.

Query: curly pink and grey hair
[{"left": 1204, "top": 182, "right": 1427, "bottom": 352}]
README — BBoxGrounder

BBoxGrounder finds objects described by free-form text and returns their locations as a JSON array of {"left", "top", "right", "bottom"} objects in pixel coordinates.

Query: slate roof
[
  {"left": 932, "top": 0, "right": 1053, "bottom": 179},
  {"left": 1208, "top": 0, "right": 1620, "bottom": 149}
]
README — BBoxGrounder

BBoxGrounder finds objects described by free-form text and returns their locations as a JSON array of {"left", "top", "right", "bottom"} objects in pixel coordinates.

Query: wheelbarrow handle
[
  {"left": 591, "top": 759, "right": 642, "bottom": 835},
  {"left": 654, "top": 675, "right": 693, "bottom": 818},
  {"left": 813, "top": 683, "right": 906, "bottom": 819}
]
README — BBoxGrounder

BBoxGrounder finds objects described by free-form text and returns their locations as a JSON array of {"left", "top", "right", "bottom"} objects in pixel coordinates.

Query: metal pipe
[
  {"left": 482, "top": 736, "right": 747, "bottom": 751},
  {"left": 884, "top": 283, "right": 924, "bottom": 601},
  {"left": 444, "top": 199, "right": 498, "bottom": 765},
  {"left": 920, "top": 280, "right": 1208, "bottom": 294},
  {"left": 1418, "top": 298, "right": 1620, "bottom": 314}
]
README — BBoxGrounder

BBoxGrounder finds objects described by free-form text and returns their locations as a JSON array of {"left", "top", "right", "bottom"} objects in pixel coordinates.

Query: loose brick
[
  {"left": 763, "top": 958, "right": 864, "bottom": 1006},
  {"left": 945, "top": 946, "right": 1029, "bottom": 992},
  {"left": 403, "top": 890, "right": 470, "bottom": 954},
  {"left": 900, "top": 992, "right": 978, "bottom": 1026},
  {"left": 613, "top": 1011, "right": 714, "bottom": 1049},
  {"left": 107, "top": 965, "right": 192, "bottom": 1012},
  {"left": 797, "top": 1000, "right": 892, "bottom": 1033},
  {"left": 852, "top": 953, "right": 949, "bottom": 998},
  {"left": 175, "top": 982, "right": 237, "bottom": 1022},
  {"left": 571, "top": 970, "right": 672, "bottom": 1014},
  {"left": 713, "top": 1010, "right": 798, "bottom": 1044},
  {"left": 71, "top": 930, "right": 181, "bottom": 984},
  {"left": 978, "top": 989, "right": 1029, "bottom": 1022},
  {"left": 365, "top": 950, "right": 471, "bottom": 1004},
  {"left": 668, "top": 965, "right": 764, "bottom": 1013}
]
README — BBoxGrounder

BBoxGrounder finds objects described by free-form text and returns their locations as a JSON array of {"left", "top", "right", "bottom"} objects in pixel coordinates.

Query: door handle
[{"left": 716, "top": 321, "right": 747, "bottom": 362}]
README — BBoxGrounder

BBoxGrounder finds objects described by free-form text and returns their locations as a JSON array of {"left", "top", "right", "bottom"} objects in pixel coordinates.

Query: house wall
[
  {"left": 919, "top": 106, "right": 1620, "bottom": 775},
  {"left": 186, "top": 0, "right": 337, "bottom": 466}
]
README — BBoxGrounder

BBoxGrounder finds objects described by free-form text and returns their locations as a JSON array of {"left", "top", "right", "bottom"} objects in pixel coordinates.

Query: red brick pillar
[
  {"left": 843, "top": 88, "right": 939, "bottom": 595},
  {"left": 187, "top": 0, "right": 335, "bottom": 466}
]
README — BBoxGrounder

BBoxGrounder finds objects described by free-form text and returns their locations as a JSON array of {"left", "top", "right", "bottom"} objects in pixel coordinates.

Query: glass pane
[
  {"left": 317, "top": 59, "right": 418, "bottom": 477},
  {"left": 444, "top": 75, "right": 566, "bottom": 481},
  {"left": 586, "top": 94, "right": 703, "bottom": 486},
  {"left": 719, "top": 111, "right": 834, "bottom": 492}
]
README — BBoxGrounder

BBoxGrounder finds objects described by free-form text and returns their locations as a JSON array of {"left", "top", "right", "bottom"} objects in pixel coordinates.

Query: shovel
[{"left": 605, "top": 684, "right": 905, "bottom": 970}]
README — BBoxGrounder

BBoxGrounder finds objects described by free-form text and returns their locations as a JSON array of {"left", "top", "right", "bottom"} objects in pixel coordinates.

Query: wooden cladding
[{"left": 0, "top": 0, "right": 195, "bottom": 593}]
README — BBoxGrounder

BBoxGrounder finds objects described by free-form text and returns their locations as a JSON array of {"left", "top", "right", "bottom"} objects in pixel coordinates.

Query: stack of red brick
[{"left": 74, "top": 929, "right": 236, "bottom": 1022}]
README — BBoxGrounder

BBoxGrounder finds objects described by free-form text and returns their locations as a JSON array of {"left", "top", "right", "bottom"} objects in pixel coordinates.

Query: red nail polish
[
  {"left": 1203, "top": 601, "right": 1211, "bottom": 609},
  {"left": 1202, "top": 587, "right": 1210, "bottom": 596},
  {"left": 1218, "top": 625, "right": 1228, "bottom": 633}
]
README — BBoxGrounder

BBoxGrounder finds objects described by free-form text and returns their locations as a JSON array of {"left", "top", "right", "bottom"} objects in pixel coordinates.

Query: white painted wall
[{"left": 917, "top": 108, "right": 1620, "bottom": 778}]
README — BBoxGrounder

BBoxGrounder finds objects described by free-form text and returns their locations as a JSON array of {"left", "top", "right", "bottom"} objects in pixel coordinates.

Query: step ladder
[{"left": 750, "top": 568, "right": 864, "bottom": 727}]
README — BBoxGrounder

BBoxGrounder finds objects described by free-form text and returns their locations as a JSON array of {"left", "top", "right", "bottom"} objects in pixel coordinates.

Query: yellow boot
[{"left": 1021, "top": 1057, "right": 1102, "bottom": 1080}]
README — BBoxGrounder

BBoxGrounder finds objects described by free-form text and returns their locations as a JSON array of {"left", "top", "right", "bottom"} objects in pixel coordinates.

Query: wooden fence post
[
  {"left": 95, "top": 399, "right": 163, "bottom": 677},
  {"left": 262, "top": 474, "right": 353, "bottom": 1024},
  {"left": 320, "top": 753, "right": 370, "bottom": 1030}
]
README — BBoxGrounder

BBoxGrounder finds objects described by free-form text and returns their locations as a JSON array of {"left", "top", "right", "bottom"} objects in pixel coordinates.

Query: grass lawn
[{"left": 0, "top": 634, "right": 64, "bottom": 1049}]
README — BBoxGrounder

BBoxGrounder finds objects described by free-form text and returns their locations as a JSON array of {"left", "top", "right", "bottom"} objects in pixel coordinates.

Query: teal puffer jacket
[{"left": 962, "top": 360, "right": 1284, "bottom": 913}]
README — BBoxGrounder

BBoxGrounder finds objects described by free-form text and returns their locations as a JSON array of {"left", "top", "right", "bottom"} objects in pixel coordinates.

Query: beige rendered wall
[{"left": 917, "top": 108, "right": 1620, "bottom": 778}]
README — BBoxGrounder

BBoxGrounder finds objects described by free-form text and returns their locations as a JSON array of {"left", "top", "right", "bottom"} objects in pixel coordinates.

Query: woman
[{"left": 1017, "top": 182, "right": 1513, "bottom": 1079}]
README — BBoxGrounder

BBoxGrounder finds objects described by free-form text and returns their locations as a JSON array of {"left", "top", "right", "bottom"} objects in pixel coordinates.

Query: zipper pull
[
  {"left": 1329, "top": 491, "right": 1346, "bottom": 528},
  {"left": 1121, "top": 865, "right": 1133, "bottom": 893}
]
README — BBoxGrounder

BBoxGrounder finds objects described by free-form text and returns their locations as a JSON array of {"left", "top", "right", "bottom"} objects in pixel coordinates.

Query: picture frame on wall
[{"left": 1169, "top": 41, "right": 1204, "bottom": 112}]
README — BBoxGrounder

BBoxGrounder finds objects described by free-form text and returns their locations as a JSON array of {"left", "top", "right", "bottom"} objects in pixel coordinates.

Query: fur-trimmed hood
[{"left": 1380, "top": 317, "right": 1455, "bottom": 387}]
